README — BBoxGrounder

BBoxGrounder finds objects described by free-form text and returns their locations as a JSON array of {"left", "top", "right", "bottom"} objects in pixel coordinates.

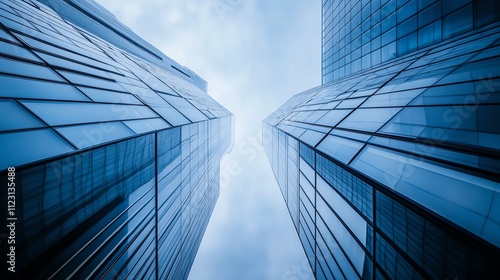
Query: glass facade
[
  {"left": 0, "top": 0, "right": 233, "bottom": 279},
  {"left": 265, "top": 0, "right": 500, "bottom": 279},
  {"left": 322, "top": 0, "right": 500, "bottom": 84}
]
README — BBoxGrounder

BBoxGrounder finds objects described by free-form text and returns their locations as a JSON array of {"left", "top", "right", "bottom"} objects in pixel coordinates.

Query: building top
[
  {"left": 322, "top": 0, "right": 500, "bottom": 84},
  {"left": 37, "top": 0, "right": 208, "bottom": 92}
]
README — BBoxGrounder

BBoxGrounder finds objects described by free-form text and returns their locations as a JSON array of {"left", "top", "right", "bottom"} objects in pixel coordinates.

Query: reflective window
[
  {"left": 150, "top": 104, "right": 191, "bottom": 126},
  {"left": 0, "top": 99, "right": 45, "bottom": 131},
  {"left": 161, "top": 94, "right": 208, "bottom": 122},
  {"left": 443, "top": 5, "right": 473, "bottom": 39},
  {"left": 419, "top": 2, "right": 440, "bottom": 27},
  {"left": 376, "top": 233, "right": 425, "bottom": 279},
  {"left": 0, "top": 27, "right": 17, "bottom": 43},
  {"left": 316, "top": 210, "right": 361, "bottom": 279},
  {"left": 56, "top": 122, "right": 136, "bottom": 149},
  {"left": 317, "top": 174, "right": 370, "bottom": 251},
  {"left": 0, "top": 56, "right": 63, "bottom": 81},
  {"left": 376, "top": 190, "right": 500, "bottom": 278},
  {"left": 300, "top": 142, "right": 315, "bottom": 168},
  {"left": 21, "top": 101, "right": 158, "bottom": 126},
  {"left": 418, "top": 20, "right": 441, "bottom": 47},
  {"left": 338, "top": 107, "right": 402, "bottom": 132},
  {"left": 0, "top": 128, "right": 74, "bottom": 169},
  {"left": 317, "top": 153, "right": 373, "bottom": 220},
  {"left": 124, "top": 118, "right": 171, "bottom": 134},
  {"left": 77, "top": 86, "right": 142, "bottom": 104},
  {"left": 351, "top": 145, "right": 498, "bottom": 246},
  {"left": 57, "top": 70, "right": 126, "bottom": 92},
  {"left": 317, "top": 134, "right": 364, "bottom": 164},
  {"left": 0, "top": 40, "right": 41, "bottom": 62}
]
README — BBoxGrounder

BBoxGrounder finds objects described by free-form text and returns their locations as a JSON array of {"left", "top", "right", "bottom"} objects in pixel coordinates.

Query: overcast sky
[{"left": 95, "top": 0, "right": 321, "bottom": 279}]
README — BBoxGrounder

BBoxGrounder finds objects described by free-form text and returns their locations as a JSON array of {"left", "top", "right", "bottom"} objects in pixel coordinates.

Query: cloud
[{"left": 95, "top": 0, "right": 320, "bottom": 279}]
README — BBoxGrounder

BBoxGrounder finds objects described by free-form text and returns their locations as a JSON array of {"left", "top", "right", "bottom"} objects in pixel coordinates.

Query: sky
[{"left": 95, "top": 0, "right": 321, "bottom": 279}]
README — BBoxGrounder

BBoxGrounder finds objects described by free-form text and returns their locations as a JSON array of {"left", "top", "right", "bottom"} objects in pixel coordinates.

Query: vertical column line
[{"left": 155, "top": 131, "right": 159, "bottom": 280}]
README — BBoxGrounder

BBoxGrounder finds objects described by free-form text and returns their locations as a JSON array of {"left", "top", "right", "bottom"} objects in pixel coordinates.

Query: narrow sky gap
[{"left": 95, "top": 0, "right": 320, "bottom": 279}]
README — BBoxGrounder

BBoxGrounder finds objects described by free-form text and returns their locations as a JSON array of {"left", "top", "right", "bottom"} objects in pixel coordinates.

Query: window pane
[
  {"left": 0, "top": 129, "right": 74, "bottom": 169},
  {"left": 0, "top": 74, "right": 90, "bottom": 101},
  {"left": 150, "top": 104, "right": 191, "bottom": 126},
  {"left": 77, "top": 86, "right": 142, "bottom": 104},
  {"left": 338, "top": 107, "right": 402, "bottom": 132},
  {"left": 443, "top": 5, "right": 473, "bottom": 39},
  {"left": 21, "top": 101, "right": 158, "bottom": 126},
  {"left": 476, "top": 0, "right": 500, "bottom": 27},
  {"left": 56, "top": 122, "right": 136, "bottom": 149},
  {"left": 418, "top": 2, "right": 440, "bottom": 27},
  {"left": 0, "top": 56, "right": 63, "bottom": 81},
  {"left": 351, "top": 145, "right": 498, "bottom": 246},
  {"left": 418, "top": 20, "right": 441, "bottom": 47},
  {"left": 124, "top": 118, "right": 171, "bottom": 134},
  {"left": 57, "top": 70, "right": 126, "bottom": 92},
  {"left": 0, "top": 99, "right": 45, "bottom": 131},
  {"left": 161, "top": 95, "right": 208, "bottom": 122},
  {"left": 317, "top": 134, "right": 364, "bottom": 164},
  {"left": 0, "top": 40, "right": 41, "bottom": 62}
]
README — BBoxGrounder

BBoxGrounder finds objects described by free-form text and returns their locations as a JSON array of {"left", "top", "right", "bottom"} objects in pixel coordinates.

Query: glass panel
[
  {"left": 317, "top": 196, "right": 366, "bottom": 276},
  {"left": 316, "top": 230, "right": 347, "bottom": 280},
  {"left": 376, "top": 233, "right": 425, "bottom": 279},
  {"left": 35, "top": 51, "right": 113, "bottom": 79},
  {"left": 337, "top": 97, "right": 367, "bottom": 109},
  {"left": 443, "top": 5, "right": 473, "bottom": 39},
  {"left": 476, "top": 0, "right": 500, "bottom": 27},
  {"left": 338, "top": 108, "right": 402, "bottom": 132},
  {"left": 317, "top": 134, "right": 364, "bottom": 164},
  {"left": 149, "top": 104, "right": 191, "bottom": 126},
  {"left": 77, "top": 86, "right": 142, "bottom": 104},
  {"left": 21, "top": 101, "right": 158, "bottom": 126},
  {"left": 0, "top": 27, "right": 17, "bottom": 43},
  {"left": 0, "top": 40, "right": 41, "bottom": 62},
  {"left": 397, "top": 32, "right": 417, "bottom": 55},
  {"left": 0, "top": 99, "right": 45, "bottom": 131},
  {"left": 56, "top": 122, "right": 136, "bottom": 149},
  {"left": 161, "top": 94, "right": 208, "bottom": 122},
  {"left": 315, "top": 109, "right": 352, "bottom": 127},
  {"left": 418, "top": 2, "right": 440, "bottom": 27},
  {"left": 376, "top": 190, "right": 500, "bottom": 278},
  {"left": 418, "top": 20, "right": 442, "bottom": 48},
  {"left": 57, "top": 70, "right": 126, "bottom": 92},
  {"left": 316, "top": 175, "right": 369, "bottom": 249},
  {"left": 0, "top": 56, "right": 63, "bottom": 81},
  {"left": 362, "top": 89, "right": 421, "bottom": 107},
  {"left": 0, "top": 74, "right": 90, "bottom": 101},
  {"left": 0, "top": 129, "right": 74, "bottom": 169},
  {"left": 442, "top": 0, "right": 471, "bottom": 15},
  {"left": 298, "top": 129, "right": 327, "bottom": 147},
  {"left": 351, "top": 145, "right": 498, "bottom": 246},
  {"left": 124, "top": 118, "right": 171, "bottom": 134},
  {"left": 317, "top": 153, "right": 373, "bottom": 220}
]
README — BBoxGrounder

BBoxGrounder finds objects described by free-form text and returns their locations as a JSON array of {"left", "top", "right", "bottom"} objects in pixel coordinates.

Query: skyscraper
[
  {"left": 0, "top": 0, "right": 233, "bottom": 279},
  {"left": 264, "top": 0, "right": 500, "bottom": 279}
]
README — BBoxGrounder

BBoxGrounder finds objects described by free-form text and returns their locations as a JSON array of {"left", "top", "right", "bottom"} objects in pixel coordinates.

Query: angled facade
[
  {"left": 0, "top": 0, "right": 232, "bottom": 279},
  {"left": 264, "top": 0, "right": 500, "bottom": 279}
]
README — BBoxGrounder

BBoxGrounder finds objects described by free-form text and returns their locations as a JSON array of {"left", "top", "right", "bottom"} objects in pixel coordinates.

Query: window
[{"left": 443, "top": 5, "right": 473, "bottom": 39}]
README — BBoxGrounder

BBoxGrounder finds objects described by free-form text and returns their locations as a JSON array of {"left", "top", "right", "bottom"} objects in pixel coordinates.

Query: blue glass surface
[
  {"left": 0, "top": 128, "right": 74, "bottom": 169},
  {"left": 56, "top": 121, "right": 136, "bottom": 148},
  {"left": 0, "top": 99, "right": 45, "bottom": 131},
  {"left": 21, "top": 101, "right": 158, "bottom": 126},
  {"left": 317, "top": 134, "right": 364, "bottom": 164}
]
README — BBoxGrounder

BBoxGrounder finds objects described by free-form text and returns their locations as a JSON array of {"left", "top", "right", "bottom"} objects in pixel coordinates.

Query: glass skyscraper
[
  {"left": 264, "top": 0, "right": 500, "bottom": 279},
  {"left": 0, "top": 0, "right": 232, "bottom": 279}
]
